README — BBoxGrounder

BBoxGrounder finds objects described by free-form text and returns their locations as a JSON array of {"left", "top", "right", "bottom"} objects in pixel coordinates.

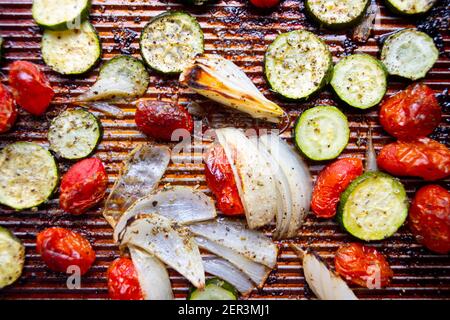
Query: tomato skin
[
  {"left": 135, "top": 100, "right": 193, "bottom": 141},
  {"left": 409, "top": 185, "right": 450, "bottom": 254},
  {"left": 249, "top": 0, "right": 280, "bottom": 8},
  {"left": 311, "top": 158, "right": 363, "bottom": 218},
  {"left": 60, "top": 158, "right": 108, "bottom": 215},
  {"left": 379, "top": 83, "right": 441, "bottom": 140},
  {"left": 377, "top": 138, "right": 450, "bottom": 181},
  {"left": 335, "top": 243, "right": 393, "bottom": 288},
  {"left": 107, "top": 257, "right": 144, "bottom": 300},
  {"left": 8, "top": 61, "right": 54, "bottom": 116},
  {"left": 204, "top": 144, "right": 244, "bottom": 216},
  {"left": 0, "top": 83, "right": 17, "bottom": 133},
  {"left": 36, "top": 227, "right": 95, "bottom": 275}
]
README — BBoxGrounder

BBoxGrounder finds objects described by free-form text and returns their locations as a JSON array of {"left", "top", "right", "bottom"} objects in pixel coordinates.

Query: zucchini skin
[
  {"left": 305, "top": 0, "right": 369, "bottom": 29},
  {"left": 187, "top": 277, "right": 238, "bottom": 300},
  {"left": 32, "top": 0, "right": 91, "bottom": 31},
  {"left": 384, "top": 0, "right": 436, "bottom": 16},
  {"left": 0, "top": 226, "right": 25, "bottom": 289}
]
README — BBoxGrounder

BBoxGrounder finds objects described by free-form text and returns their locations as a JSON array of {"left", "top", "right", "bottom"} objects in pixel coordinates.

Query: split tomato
[
  {"left": 107, "top": 257, "right": 143, "bottom": 300},
  {"left": 36, "top": 227, "right": 95, "bottom": 275},
  {"left": 311, "top": 158, "right": 363, "bottom": 218},
  {"left": 8, "top": 61, "right": 54, "bottom": 116},
  {"left": 204, "top": 144, "right": 244, "bottom": 215},
  {"left": 60, "top": 158, "right": 108, "bottom": 215},
  {"left": 0, "top": 83, "right": 17, "bottom": 133},
  {"left": 335, "top": 243, "right": 393, "bottom": 288},
  {"left": 409, "top": 185, "right": 450, "bottom": 254}
]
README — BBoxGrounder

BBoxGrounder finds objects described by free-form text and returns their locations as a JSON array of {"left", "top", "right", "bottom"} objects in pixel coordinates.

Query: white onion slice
[
  {"left": 114, "top": 186, "right": 217, "bottom": 242},
  {"left": 77, "top": 101, "right": 125, "bottom": 119},
  {"left": 121, "top": 214, "right": 205, "bottom": 288},
  {"left": 202, "top": 256, "right": 255, "bottom": 296},
  {"left": 189, "top": 218, "right": 278, "bottom": 268},
  {"left": 365, "top": 126, "right": 378, "bottom": 172},
  {"left": 291, "top": 244, "right": 357, "bottom": 300},
  {"left": 128, "top": 246, "right": 174, "bottom": 300},
  {"left": 103, "top": 144, "right": 170, "bottom": 227},
  {"left": 195, "top": 236, "right": 271, "bottom": 288}
]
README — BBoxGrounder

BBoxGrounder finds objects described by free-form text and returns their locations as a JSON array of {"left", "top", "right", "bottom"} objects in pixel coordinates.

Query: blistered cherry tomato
[
  {"left": 36, "top": 227, "right": 95, "bottom": 275},
  {"left": 204, "top": 144, "right": 244, "bottom": 215},
  {"left": 380, "top": 83, "right": 441, "bottom": 140},
  {"left": 8, "top": 61, "right": 54, "bottom": 116},
  {"left": 107, "top": 257, "right": 144, "bottom": 300},
  {"left": 0, "top": 83, "right": 17, "bottom": 133},
  {"left": 377, "top": 138, "right": 450, "bottom": 181},
  {"left": 311, "top": 158, "right": 363, "bottom": 218},
  {"left": 135, "top": 100, "right": 193, "bottom": 141},
  {"left": 409, "top": 185, "right": 450, "bottom": 254},
  {"left": 249, "top": 0, "right": 280, "bottom": 9},
  {"left": 335, "top": 243, "right": 393, "bottom": 288},
  {"left": 60, "top": 158, "right": 108, "bottom": 215}
]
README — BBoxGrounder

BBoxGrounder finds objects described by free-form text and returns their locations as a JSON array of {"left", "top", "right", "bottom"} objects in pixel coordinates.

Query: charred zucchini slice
[
  {"left": 32, "top": 0, "right": 91, "bottom": 31},
  {"left": 384, "top": 0, "right": 436, "bottom": 15},
  {"left": 306, "top": 0, "right": 369, "bottom": 29},
  {"left": 0, "top": 226, "right": 25, "bottom": 289},
  {"left": 188, "top": 277, "right": 238, "bottom": 300}
]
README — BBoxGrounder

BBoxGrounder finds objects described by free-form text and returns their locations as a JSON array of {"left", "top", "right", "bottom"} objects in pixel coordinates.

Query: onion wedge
[
  {"left": 290, "top": 244, "right": 357, "bottom": 300},
  {"left": 216, "top": 128, "right": 277, "bottom": 229},
  {"left": 180, "top": 54, "right": 285, "bottom": 123},
  {"left": 103, "top": 144, "right": 170, "bottom": 227},
  {"left": 128, "top": 246, "right": 174, "bottom": 300},
  {"left": 202, "top": 256, "right": 255, "bottom": 296},
  {"left": 365, "top": 125, "right": 378, "bottom": 172},
  {"left": 189, "top": 218, "right": 278, "bottom": 268},
  {"left": 121, "top": 214, "right": 205, "bottom": 288},
  {"left": 259, "top": 134, "right": 312, "bottom": 239},
  {"left": 352, "top": 0, "right": 379, "bottom": 43},
  {"left": 195, "top": 236, "right": 271, "bottom": 288},
  {"left": 114, "top": 186, "right": 217, "bottom": 242}
]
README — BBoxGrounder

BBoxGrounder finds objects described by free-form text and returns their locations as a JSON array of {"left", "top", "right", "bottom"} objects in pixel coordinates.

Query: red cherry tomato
[
  {"left": 380, "top": 83, "right": 441, "bottom": 140},
  {"left": 0, "top": 83, "right": 17, "bottom": 133},
  {"left": 8, "top": 61, "right": 54, "bottom": 116},
  {"left": 107, "top": 257, "right": 144, "bottom": 300},
  {"left": 60, "top": 158, "right": 108, "bottom": 215},
  {"left": 36, "top": 227, "right": 95, "bottom": 275},
  {"left": 204, "top": 144, "right": 244, "bottom": 216},
  {"left": 249, "top": 0, "right": 280, "bottom": 9},
  {"left": 311, "top": 158, "right": 363, "bottom": 218},
  {"left": 377, "top": 138, "right": 450, "bottom": 181},
  {"left": 335, "top": 243, "right": 393, "bottom": 288},
  {"left": 135, "top": 100, "right": 193, "bottom": 141},
  {"left": 409, "top": 185, "right": 450, "bottom": 254}
]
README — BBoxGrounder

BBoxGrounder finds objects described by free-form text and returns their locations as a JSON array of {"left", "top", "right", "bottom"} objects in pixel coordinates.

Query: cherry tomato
[
  {"left": 8, "top": 61, "right": 54, "bottom": 116},
  {"left": 249, "top": 0, "right": 280, "bottom": 9},
  {"left": 107, "top": 257, "right": 143, "bottom": 300},
  {"left": 311, "top": 158, "right": 363, "bottom": 218},
  {"left": 204, "top": 144, "right": 244, "bottom": 215},
  {"left": 409, "top": 185, "right": 450, "bottom": 254},
  {"left": 60, "top": 158, "right": 108, "bottom": 215},
  {"left": 335, "top": 243, "right": 393, "bottom": 288},
  {"left": 135, "top": 100, "right": 193, "bottom": 141},
  {"left": 377, "top": 138, "right": 450, "bottom": 181},
  {"left": 36, "top": 227, "right": 95, "bottom": 275},
  {"left": 0, "top": 83, "right": 17, "bottom": 133},
  {"left": 380, "top": 83, "right": 441, "bottom": 140}
]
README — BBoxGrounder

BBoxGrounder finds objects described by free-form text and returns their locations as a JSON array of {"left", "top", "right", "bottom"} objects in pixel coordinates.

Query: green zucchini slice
[
  {"left": 0, "top": 142, "right": 58, "bottom": 210},
  {"left": 294, "top": 106, "right": 349, "bottom": 161},
  {"left": 306, "top": 0, "right": 369, "bottom": 29},
  {"left": 48, "top": 109, "right": 102, "bottom": 160},
  {"left": 384, "top": 0, "right": 437, "bottom": 15},
  {"left": 338, "top": 172, "right": 408, "bottom": 241},
  {"left": 188, "top": 278, "right": 238, "bottom": 300},
  {"left": 0, "top": 226, "right": 25, "bottom": 289},
  {"left": 32, "top": 0, "right": 91, "bottom": 31},
  {"left": 331, "top": 53, "right": 387, "bottom": 109},
  {"left": 140, "top": 11, "right": 204, "bottom": 74}
]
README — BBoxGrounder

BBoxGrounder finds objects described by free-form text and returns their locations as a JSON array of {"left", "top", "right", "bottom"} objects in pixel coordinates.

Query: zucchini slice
[
  {"left": 294, "top": 106, "right": 349, "bottom": 161},
  {"left": 48, "top": 109, "right": 102, "bottom": 160},
  {"left": 42, "top": 21, "right": 101, "bottom": 75},
  {"left": 188, "top": 278, "right": 238, "bottom": 300},
  {"left": 338, "top": 172, "right": 408, "bottom": 241},
  {"left": 306, "top": 0, "right": 369, "bottom": 29},
  {"left": 32, "top": 0, "right": 91, "bottom": 31},
  {"left": 331, "top": 53, "right": 387, "bottom": 109},
  {"left": 381, "top": 29, "right": 438, "bottom": 81},
  {"left": 264, "top": 30, "right": 332, "bottom": 100},
  {"left": 0, "top": 226, "right": 25, "bottom": 289},
  {"left": 384, "top": 0, "right": 436, "bottom": 15},
  {"left": 0, "top": 142, "right": 58, "bottom": 210},
  {"left": 140, "top": 11, "right": 204, "bottom": 74}
]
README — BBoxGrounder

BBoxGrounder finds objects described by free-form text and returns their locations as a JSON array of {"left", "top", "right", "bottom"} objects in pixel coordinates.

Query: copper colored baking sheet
[{"left": 0, "top": 0, "right": 449, "bottom": 300}]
